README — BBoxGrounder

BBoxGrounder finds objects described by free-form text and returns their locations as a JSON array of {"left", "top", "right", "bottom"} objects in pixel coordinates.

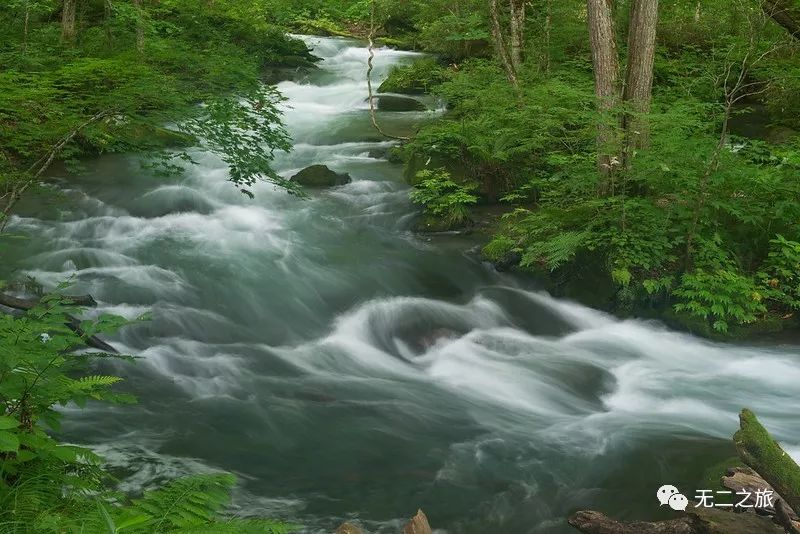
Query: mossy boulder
[
  {"left": 290, "top": 164, "right": 352, "bottom": 187},
  {"left": 374, "top": 95, "right": 427, "bottom": 112},
  {"left": 378, "top": 58, "right": 452, "bottom": 95}
]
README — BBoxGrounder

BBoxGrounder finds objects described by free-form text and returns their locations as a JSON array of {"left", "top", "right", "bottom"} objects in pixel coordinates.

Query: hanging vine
[{"left": 366, "top": 0, "right": 410, "bottom": 141}]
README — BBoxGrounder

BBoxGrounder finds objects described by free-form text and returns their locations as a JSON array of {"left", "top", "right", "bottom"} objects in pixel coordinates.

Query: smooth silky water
[{"left": 2, "top": 36, "right": 799, "bottom": 533}]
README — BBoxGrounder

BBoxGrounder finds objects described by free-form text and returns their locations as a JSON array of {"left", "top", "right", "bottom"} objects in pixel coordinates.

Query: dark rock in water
[
  {"left": 373, "top": 94, "right": 427, "bottom": 112},
  {"left": 367, "top": 147, "right": 390, "bottom": 160},
  {"left": 290, "top": 164, "right": 351, "bottom": 187}
]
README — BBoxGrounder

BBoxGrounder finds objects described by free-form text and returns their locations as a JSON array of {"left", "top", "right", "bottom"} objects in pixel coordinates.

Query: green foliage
[
  {"left": 758, "top": 235, "right": 800, "bottom": 312},
  {"left": 409, "top": 169, "right": 478, "bottom": 226},
  {"left": 0, "top": 288, "right": 292, "bottom": 532},
  {"left": 378, "top": 58, "right": 452, "bottom": 94},
  {"left": 673, "top": 270, "right": 767, "bottom": 333},
  {"left": 0, "top": 0, "right": 313, "bottom": 206}
]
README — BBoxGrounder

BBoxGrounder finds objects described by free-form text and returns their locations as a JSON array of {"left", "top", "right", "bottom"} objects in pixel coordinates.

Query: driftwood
[
  {"left": 0, "top": 292, "right": 117, "bottom": 353},
  {"left": 722, "top": 465, "right": 799, "bottom": 524},
  {"left": 568, "top": 508, "right": 784, "bottom": 534}
]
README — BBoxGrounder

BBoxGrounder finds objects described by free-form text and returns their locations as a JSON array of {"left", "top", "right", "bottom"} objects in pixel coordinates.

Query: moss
[
  {"left": 734, "top": 409, "right": 800, "bottom": 515},
  {"left": 698, "top": 456, "right": 742, "bottom": 505},
  {"left": 378, "top": 58, "right": 451, "bottom": 95}
]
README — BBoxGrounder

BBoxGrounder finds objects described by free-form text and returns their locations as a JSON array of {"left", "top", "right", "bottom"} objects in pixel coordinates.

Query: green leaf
[
  {"left": 0, "top": 430, "right": 20, "bottom": 452},
  {"left": 0, "top": 415, "right": 20, "bottom": 430}
]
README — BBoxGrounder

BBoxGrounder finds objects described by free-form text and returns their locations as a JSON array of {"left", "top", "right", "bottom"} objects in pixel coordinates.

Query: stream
[{"left": 2, "top": 36, "right": 800, "bottom": 533}]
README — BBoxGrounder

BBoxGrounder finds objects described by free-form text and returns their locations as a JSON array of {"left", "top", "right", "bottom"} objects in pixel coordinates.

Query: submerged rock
[
  {"left": 373, "top": 94, "right": 427, "bottom": 112},
  {"left": 290, "top": 164, "right": 351, "bottom": 187}
]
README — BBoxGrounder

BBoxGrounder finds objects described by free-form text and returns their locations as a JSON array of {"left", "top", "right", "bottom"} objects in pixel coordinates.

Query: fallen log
[
  {"left": 568, "top": 508, "right": 783, "bottom": 534},
  {"left": 0, "top": 292, "right": 117, "bottom": 353},
  {"left": 734, "top": 409, "right": 800, "bottom": 517},
  {"left": 722, "top": 465, "right": 799, "bottom": 523}
]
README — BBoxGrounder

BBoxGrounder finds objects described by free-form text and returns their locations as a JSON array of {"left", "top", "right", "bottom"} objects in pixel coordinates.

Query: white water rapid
[{"left": 3, "top": 36, "right": 799, "bottom": 533}]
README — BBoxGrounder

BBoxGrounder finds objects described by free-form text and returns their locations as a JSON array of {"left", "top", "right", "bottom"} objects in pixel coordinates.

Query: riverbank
[
  {"left": 0, "top": 3, "right": 318, "bottom": 226},
  {"left": 359, "top": 26, "right": 800, "bottom": 340}
]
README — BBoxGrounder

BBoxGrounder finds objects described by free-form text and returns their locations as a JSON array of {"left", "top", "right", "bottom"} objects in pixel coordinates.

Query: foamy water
[{"left": 3, "top": 36, "right": 799, "bottom": 533}]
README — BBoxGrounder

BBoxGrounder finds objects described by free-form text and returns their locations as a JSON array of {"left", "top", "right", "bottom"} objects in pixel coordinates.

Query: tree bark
[
  {"left": 509, "top": 0, "right": 526, "bottom": 71},
  {"left": 490, "top": 0, "right": 519, "bottom": 86},
  {"left": 622, "top": 0, "right": 659, "bottom": 164},
  {"left": 61, "top": 0, "right": 77, "bottom": 42},
  {"left": 543, "top": 0, "right": 552, "bottom": 73},
  {"left": 133, "top": 0, "right": 144, "bottom": 53},
  {"left": 587, "top": 0, "right": 620, "bottom": 189},
  {"left": 762, "top": 0, "right": 800, "bottom": 39}
]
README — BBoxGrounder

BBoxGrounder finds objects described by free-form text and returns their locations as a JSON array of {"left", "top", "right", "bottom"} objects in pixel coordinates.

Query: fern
[{"left": 131, "top": 474, "right": 236, "bottom": 531}]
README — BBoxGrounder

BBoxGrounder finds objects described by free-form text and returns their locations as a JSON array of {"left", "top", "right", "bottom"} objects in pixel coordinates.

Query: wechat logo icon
[{"left": 657, "top": 485, "right": 688, "bottom": 511}]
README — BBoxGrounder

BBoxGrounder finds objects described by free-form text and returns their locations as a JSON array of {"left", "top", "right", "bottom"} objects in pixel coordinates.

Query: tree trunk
[
  {"left": 489, "top": 0, "right": 519, "bottom": 86},
  {"left": 61, "top": 0, "right": 77, "bottom": 42},
  {"left": 23, "top": 2, "right": 30, "bottom": 54},
  {"left": 762, "top": 0, "right": 800, "bottom": 39},
  {"left": 587, "top": 0, "right": 620, "bottom": 189},
  {"left": 543, "top": 0, "right": 552, "bottom": 73},
  {"left": 509, "top": 0, "right": 526, "bottom": 71},
  {"left": 133, "top": 0, "right": 144, "bottom": 53},
  {"left": 622, "top": 0, "right": 659, "bottom": 164}
]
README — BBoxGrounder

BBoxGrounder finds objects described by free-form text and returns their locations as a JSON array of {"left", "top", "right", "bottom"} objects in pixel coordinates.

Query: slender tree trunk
[
  {"left": 104, "top": 0, "right": 113, "bottom": 42},
  {"left": 695, "top": 0, "right": 701, "bottom": 22},
  {"left": 622, "top": 0, "right": 659, "bottom": 164},
  {"left": 61, "top": 0, "right": 77, "bottom": 42},
  {"left": 133, "top": 0, "right": 144, "bottom": 53},
  {"left": 489, "top": 0, "right": 519, "bottom": 86},
  {"left": 23, "top": 2, "right": 30, "bottom": 54},
  {"left": 587, "top": 0, "right": 620, "bottom": 189},
  {"left": 543, "top": 0, "right": 552, "bottom": 73},
  {"left": 509, "top": 0, "right": 526, "bottom": 71}
]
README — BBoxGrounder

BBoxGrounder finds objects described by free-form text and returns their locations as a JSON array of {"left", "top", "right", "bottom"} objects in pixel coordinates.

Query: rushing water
[{"left": 2, "top": 36, "right": 800, "bottom": 533}]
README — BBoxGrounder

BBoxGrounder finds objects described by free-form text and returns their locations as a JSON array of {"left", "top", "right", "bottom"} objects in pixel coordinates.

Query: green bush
[
  {"left": 409, "top": 169, "right": 478, "bottom": 226},
  {"left": 378, "top": 58, "right": 451, "bottom": 94}
]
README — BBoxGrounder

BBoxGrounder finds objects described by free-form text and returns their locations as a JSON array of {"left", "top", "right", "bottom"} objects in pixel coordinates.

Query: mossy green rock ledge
[
  {"left": 290, "top": 165, "right": 352, "bottom": 187},
  {"left": 373, "top": 95, "right": 427, "bottom": 112}
]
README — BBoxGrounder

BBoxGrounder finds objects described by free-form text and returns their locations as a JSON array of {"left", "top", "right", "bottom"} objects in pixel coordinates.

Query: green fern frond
[{"left": 129, "top": 474, "right": 237, "bottom": 531}]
